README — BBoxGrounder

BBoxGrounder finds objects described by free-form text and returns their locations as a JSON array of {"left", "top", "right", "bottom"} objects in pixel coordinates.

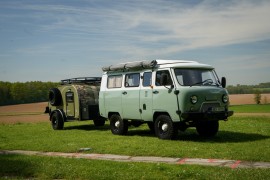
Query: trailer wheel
[
  {"left": 110, "top": 114, "right": 128, "bottom": 135},
  {"left": 49, "top": 88, "right": 62, "bottom": 106},
  {"left": 196, "top": 121, "right": 219, "bottom": 137},
  {"left": 155, "top": 115, "right": 178, "bottom": 140},
  {"left": 51, "top": 111, "right": 64, "bottom": 130}
]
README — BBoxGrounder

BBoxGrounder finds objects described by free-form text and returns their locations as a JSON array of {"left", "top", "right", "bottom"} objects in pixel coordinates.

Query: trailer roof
[{"left": 60, "top": 77, "right": 101, "bottom": 85}]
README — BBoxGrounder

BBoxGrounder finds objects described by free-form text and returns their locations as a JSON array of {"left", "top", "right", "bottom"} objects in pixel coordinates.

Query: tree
[
  {"left": 254, "top": 90, "right": 262, "bottom": 104},
  {"left": 0, "top": 81, "right": 59, "bottom": 106}
]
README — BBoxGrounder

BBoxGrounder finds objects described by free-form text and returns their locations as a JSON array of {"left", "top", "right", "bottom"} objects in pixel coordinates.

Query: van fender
[{"left": 50, "top": 109, "right": 66, "bottom": 122}]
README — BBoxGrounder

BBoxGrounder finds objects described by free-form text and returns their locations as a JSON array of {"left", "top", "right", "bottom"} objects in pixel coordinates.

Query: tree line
[
  {"left": 227, "top": 82, "right": 270, "bottom": 94},
  {"left": 0, "top": 81, "right": 270, "bottom": 106},
  {"left": 0, "top": 81, "right": 58, "bottom": 106}
]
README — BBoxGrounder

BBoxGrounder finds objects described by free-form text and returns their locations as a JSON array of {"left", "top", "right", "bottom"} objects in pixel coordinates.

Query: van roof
[
  {"left": 155, "top": 59, "right": 213, "bottom": 69},
  {"left": 102, "top": 59, "right": 213, "bottom": 72}
]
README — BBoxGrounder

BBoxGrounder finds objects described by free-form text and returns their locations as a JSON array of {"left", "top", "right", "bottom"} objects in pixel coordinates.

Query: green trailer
[{"left": 45, "top": 77, "right": 106, "bottom": 130}]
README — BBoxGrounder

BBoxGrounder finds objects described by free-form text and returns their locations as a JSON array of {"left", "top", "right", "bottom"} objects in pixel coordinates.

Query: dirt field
[
  {"left": 0, "top": 102, "right": 48, "bottom": 124},
  {"left": 229, "top": 94, "right": 270, "bottom": 105},
  {"left": 0, "top": 94, "right": 269, "bottom": 124}
]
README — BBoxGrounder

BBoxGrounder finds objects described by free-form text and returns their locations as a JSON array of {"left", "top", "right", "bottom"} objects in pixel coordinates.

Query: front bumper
[{"left": 181, "top": 110, "right": 234, "bottom": 121}]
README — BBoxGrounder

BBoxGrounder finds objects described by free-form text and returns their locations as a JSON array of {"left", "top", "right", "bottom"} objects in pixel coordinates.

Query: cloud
[
  {"left": 2, "top": 0, "right": 270, "bottom": 58},
  {"left": 114, "top": 0, "right": 270, "bottom": 56}
]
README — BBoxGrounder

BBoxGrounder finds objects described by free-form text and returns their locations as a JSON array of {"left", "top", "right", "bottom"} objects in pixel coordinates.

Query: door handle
[
  {"left": 153, "top": 90, "right": 159, "bottom": 94},
  {"left": 122, "top": 91, "right": 127, "bottom": 95}
]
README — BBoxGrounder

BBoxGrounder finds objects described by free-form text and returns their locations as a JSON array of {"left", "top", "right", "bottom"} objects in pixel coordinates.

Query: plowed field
[
  {"left": 0, "top": 102, "right": 48, "bottom": 124},
  {"left": 229, "top": 94, "right": 270, "bottom": 105}
]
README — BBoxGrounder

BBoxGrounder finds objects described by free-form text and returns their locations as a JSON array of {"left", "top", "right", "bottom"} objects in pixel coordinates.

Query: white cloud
[
  {"left": 3, "top": 0, "right": 270, "bottom": 57},
  {"left": 112, "top": 0, "right": 270, "bottom": 56}
]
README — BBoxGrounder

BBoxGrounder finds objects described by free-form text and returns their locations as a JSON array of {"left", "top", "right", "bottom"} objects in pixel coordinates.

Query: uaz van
[{"left": 99, "top": 60, "right": 233, "bottom": 139}]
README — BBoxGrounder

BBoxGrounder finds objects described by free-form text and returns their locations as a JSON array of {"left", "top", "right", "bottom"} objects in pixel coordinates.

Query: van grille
[{"left": 200, "top": 103, "right": 220, "bottom": 112}]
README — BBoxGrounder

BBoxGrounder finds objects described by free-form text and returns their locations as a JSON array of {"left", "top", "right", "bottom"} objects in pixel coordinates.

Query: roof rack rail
[{"left": 60, "top": 77, "right": 101, "bottom": 85}]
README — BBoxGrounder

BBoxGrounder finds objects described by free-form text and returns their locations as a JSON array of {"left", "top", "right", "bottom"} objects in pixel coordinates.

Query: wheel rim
[
  {"left": 52, "top": 117, "right": 57, "bottom": 125},
  {"left": 115, "top": 120, "right": 120, "bottom": 128},
  {"left": 161, "top": 123, "right": 168, "bottom": 132}
]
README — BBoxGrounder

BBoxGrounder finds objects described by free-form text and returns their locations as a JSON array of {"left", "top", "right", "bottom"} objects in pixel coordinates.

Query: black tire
[
  {"left": 154, "top": 115, "right": 178, "bottom": 140},
  {"left": 51, "top": 111, "right": 64, "bottom": 130},
  {"left": 93, "top": 117, "right": 106, "bottom": 127},
  {"left": 110, "top": 114, "right": 128, "bottom": 135},
  {"left": 49, "top": 88, "right": 62, "bottom": 106},
  {"left": 196, "top": 121, "right": 219, "bottom": 137}
]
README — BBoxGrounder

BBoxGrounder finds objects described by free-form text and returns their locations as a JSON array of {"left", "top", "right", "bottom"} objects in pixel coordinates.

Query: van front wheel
[
  {"left": 110, "top": 114, "right": 128, "bottom": 135},
  {"left": 155, "top": 115, "right": 178, "bottom": 140}
]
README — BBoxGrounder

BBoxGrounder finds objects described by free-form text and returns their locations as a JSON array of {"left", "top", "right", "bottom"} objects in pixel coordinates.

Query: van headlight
[
  {"left": 222, "top": 94, "right": 229, "bottom": 103},
  {"left": 190, "top": 95, "right": 198, "bottom": 104}
]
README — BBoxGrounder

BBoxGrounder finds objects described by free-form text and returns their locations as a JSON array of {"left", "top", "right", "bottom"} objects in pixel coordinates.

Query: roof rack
[{"left": 60, "top": 77, "right": 101, "bottom": 85}]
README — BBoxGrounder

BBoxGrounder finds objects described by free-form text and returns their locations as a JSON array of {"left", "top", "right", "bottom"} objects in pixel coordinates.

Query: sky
[{"left": 0, "top": 0, "right": 270, "bottom": 85}]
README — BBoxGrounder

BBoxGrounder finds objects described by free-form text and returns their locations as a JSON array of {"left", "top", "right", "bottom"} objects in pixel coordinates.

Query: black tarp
[{"left": 102, "top": 60, "right": 157, "bottom": 72}]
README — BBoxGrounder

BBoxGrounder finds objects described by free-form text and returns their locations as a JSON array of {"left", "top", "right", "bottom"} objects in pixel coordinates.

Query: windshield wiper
[{"left": 190, "top": 79, "right": 218, "bottom": 87}]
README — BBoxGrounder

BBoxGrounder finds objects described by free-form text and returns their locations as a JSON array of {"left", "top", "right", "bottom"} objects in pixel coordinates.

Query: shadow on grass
[
  {"left": 64, "top": 124, "right": 111, "bottom": 131},
  {"left": 0, "top": 154, "right": 36, "bottom": 178},
  {"left": 62, "top": 123, "right": 270, "bottom": 143},
  {"left": 178, "top": 130, "right": 270, "bottom": 143},
  {"left": 127, "top": 129, "right": 270, "bottom": 143}
]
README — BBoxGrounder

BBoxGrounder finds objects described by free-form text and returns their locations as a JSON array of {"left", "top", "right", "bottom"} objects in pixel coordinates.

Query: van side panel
[
  {"left": 99, "top": 75, "right": 107, "bottom": 118},
  {"left": 99, "top": 74, "right": 123, "bottom": 118}
]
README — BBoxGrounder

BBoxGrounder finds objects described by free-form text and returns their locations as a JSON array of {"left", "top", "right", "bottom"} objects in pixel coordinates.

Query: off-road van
[
  {"left": 46, "top": 77, "right": 106, "bottom": 130},
  {"left": 99, "top": 60, "right": 233, "bottom": 139}
]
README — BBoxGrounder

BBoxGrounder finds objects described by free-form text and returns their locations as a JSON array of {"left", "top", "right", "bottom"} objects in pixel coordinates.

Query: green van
[{"left": 99, "top": 60, "right": 233, "bottom": 139}]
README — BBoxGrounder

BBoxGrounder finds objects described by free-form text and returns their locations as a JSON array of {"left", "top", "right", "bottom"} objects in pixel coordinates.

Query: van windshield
[{"left": 174, "top": 68, "right": 220, "bottom": 86}]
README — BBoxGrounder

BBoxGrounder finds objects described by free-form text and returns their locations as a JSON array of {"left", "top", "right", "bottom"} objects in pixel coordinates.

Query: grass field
[
  {"left": 1, "top": 154, "right": 269, "bottom": 180},
  {"left": 0, "top": 103, "right": 270, "bottom": 179},
  {"left": 1, "top": 115, "right": 270, "bottom": 179},
  {"left": 230, "top": 104, "right": 270, "bottom": 113}
]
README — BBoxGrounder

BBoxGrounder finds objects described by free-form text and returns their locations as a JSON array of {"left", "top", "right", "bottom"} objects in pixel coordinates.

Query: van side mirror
[{"left": 221, "top": 77, "right": 226, "bottom": 88}]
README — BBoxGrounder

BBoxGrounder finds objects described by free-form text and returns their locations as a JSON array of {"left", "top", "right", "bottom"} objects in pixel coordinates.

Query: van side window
[
  {"left": 155, "top": 70, "right": 172, "bottom": 86},
  {"left": 143, "top": 72, "right": 152, "bottom": 87},
  {"left": 107, "top": 75, "right": 122, "bottom": 88},
  {"left": 125, "top": 73, "right": 140, "bottom": 87}
]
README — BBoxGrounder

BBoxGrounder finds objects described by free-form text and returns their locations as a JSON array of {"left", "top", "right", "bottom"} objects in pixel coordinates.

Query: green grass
[
  {"left": 0, "top": 116, "right": 270, "bottom": 179},
  {"left": 1, "top": 154, "right": 270, "bottom": 180},
  {"left": 230, "top": 104, "right": 270, "bottom": 113},
  {"left": 0, "top": 116, "right": 269, "bottom": 162}
]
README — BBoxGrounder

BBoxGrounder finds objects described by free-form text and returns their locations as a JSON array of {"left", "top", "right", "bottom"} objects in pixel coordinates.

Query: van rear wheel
[
  {"left": 110, "top": 114, "right": 128, "bottom": 135},
  {"left": 155, "top": 115, "right": 178, "bottom": 140}
]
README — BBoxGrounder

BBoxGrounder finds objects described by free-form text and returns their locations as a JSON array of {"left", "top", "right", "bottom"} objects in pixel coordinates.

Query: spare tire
[{"left": 49, "top": 88, "right": 62, "bottom": 106}]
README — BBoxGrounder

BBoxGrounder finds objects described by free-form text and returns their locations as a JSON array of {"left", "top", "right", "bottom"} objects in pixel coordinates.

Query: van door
[
  {"left": 140, "top": 72, "right": 153, "bottom": 121},
  {"left": 104, "top": 75, "right": 123, "bottom": 117},
  {"left": 66, "top": 92, "right": 75, "bottom": 119},
  {"left": 121, "top": 73, "right": 141, "bottom": 120},
  {"left": 152, "top": 70, "right": 178, "bottom": 120}
]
